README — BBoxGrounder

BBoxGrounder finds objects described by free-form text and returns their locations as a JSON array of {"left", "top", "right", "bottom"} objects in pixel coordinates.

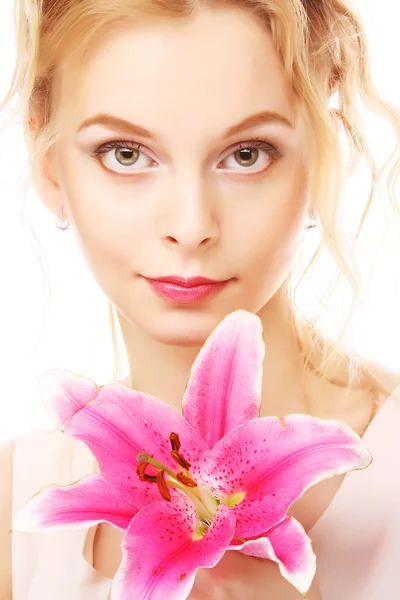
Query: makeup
[{"left": 145, "top": 276, "right": 230, "bottom": 304}]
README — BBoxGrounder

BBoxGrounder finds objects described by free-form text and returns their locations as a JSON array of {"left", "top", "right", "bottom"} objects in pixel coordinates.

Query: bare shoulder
[
  {"left": 0, "top": 439, "right": 14, "bottom": 599},
  {"left": 360, "top": 357, "right": 400, "bottom": 398},
  {"left": 304, "top": 331, "right": 400, "bottom": 393}
]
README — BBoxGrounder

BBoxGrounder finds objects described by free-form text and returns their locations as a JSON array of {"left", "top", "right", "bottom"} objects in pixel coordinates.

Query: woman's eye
[
  {"left": 91, "top": 138, "right": 282, "bottom": 175},
  {"left": 221, "top": 140, "right": 282, "bottom": 172},
  {"left": 91, "top": 141, "right": 153, "bottom": 173}
]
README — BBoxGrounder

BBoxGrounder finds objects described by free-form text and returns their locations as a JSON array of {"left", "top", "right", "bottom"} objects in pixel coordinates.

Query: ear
[{"left": 26, "top": 116, "right": 67, "bottom": 218}]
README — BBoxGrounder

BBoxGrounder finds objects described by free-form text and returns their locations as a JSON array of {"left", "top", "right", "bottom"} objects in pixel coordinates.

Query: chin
[{"left": 140, "top": 304, "right": 241, "bottom": 347}]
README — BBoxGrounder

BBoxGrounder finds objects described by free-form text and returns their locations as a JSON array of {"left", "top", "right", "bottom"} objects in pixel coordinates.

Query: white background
[{"left": 0, "top": 0, "right": 399, "bottom": 441}]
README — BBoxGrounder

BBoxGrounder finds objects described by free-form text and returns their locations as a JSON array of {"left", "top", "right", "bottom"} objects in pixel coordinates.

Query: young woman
[{"left": 1, "top": 1, "right": 400, "bottom": 598}]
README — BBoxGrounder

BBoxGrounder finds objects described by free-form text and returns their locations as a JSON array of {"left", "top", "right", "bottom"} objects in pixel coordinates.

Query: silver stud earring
[
  {"left": 54, "top": 207, "right": 70, "bottom": 231},
  {"left": 54, "top": 207, "right": 316, "bottom": 232},
  {"left": 304, "top": 211, "right": 317, "bottom": 230}
]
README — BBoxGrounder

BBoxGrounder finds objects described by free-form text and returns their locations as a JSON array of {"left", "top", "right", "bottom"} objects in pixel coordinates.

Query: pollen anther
[
  {"left": 176, "top": 472, "right": 198, "bottom": 487},
  {"left": 136, "top": 461, "right": 158, "bottom": 482},
  {"left": 171, "top": 450, "right": 191, "bottom": 470},
  {"left": 156, "top": 471, "right": 171, "bottom": 502},
  {"left": 169, "top": 432, "right": 181, "bottom": 452}
]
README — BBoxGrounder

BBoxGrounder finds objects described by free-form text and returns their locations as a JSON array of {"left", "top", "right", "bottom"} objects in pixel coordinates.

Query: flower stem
[{"left": 146, "top": 456, "right": 178, "bottom": 479}]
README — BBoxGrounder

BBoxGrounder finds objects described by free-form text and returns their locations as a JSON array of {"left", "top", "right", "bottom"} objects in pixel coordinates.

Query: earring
[
  {"left": 54, "top": 207, "right": 70, "bottom": 231},
  {"left": 304, "top": 211, "right": 317, "bottom": 230},
  {"left": 54, "top": 207, "right": 317, "bottom": 232}
]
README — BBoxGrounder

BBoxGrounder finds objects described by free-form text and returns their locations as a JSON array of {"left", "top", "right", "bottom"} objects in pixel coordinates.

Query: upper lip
[{"left": 146, "top": 275, "right": 227, "bottom": 287}]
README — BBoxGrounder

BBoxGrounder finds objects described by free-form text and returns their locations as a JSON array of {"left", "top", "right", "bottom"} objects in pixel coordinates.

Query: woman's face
[{"left": 50, "top": 6, "right": 312, "bottom": 345}]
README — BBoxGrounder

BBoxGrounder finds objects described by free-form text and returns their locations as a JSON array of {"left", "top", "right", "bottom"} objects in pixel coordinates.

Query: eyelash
[{"left": 90, "top": 136, "right": 283, "bottom": 176}]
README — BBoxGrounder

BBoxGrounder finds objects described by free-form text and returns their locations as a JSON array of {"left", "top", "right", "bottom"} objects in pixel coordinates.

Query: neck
[{"left": 117, "top": 284, "right": 310, "bottom": 417}]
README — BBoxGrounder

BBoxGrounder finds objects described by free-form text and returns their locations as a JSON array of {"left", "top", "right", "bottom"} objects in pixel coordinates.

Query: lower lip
[{"left": 146, "top": 279, "right": 229, "bottom": 304}]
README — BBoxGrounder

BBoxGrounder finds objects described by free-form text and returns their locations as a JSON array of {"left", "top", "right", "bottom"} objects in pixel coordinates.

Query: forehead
[{"left": 58, "top": 7, "right": 298, "bottom": 139}]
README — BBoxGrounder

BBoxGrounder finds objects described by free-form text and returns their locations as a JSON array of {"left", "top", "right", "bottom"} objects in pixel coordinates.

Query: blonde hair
[{"left": 1, "top": 0, "right": 400, "bottom": 412}]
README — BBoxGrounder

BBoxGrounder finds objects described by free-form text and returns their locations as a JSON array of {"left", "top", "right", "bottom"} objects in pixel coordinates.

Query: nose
[{"left": 159, "top": 181, "right": 220, "bottom": 251}]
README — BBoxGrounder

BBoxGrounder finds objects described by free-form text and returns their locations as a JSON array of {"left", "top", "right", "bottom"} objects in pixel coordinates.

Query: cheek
[
  {"left": 59, "top": 148, "right": 141, "bottom": 235},
  {"left": 65, "top": 194, "right": 151, "bottom": 297},
  {"left": 231, "top": 182, "right": 308, "bottom": 280},
  {"left": 236, "top": 200, "right": 306, "bottom": 258},
  {"left": 59, "top": 163, "right": 149, "bottom": 267}
]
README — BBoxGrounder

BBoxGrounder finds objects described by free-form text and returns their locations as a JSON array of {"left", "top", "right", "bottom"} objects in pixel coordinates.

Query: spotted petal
[
  {"left": 111, "top": 495, "right": 236, "bottom": 600},
  {"left": 182, "top": 310, "right": 264, "bottom": 448},
  {"left": 38, "top": 369, "right": 209, "bottom": 510},
  {"left": 11, "top": 473, "right": 135, "bottom": 534},
  {"left": 229, "top": 516, "right": 316, "bottom": 595},
  {"left": 200, "top": 414, "right": 372, "bottom": 537}
]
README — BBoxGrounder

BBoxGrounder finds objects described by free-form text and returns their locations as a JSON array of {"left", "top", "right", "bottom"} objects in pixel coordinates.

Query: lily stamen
[
  {"left": 170, "top": 432, "right": 192, "bottom": 470},
  {"left": 171, "top": 450, "right": 191, "bottom": 470},
  {"left": 136, "top": 449, "right": 197, "bottom": 490},
  {"left": 156, "top": 470, "right": 171, "bottom": 502},
  {"left": 136, "top": 435, "right": 219, "bottom": 526},
  {"left": 136, "top": 461, "right": 157, "bottom": 482},
  {"left": 176, "top": 472, "right": 198, "bottom": 487},
  {"left": 169, "top": 432, "right": 181, "bottom": 452}
]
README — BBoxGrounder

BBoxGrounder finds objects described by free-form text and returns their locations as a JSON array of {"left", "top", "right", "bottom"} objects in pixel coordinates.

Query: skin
[
  {"left": 29, "top": 5, "right": 328, "bottom": 598},
  {"left": 31, "top": 5, "right": 318, "bottom": 416}
]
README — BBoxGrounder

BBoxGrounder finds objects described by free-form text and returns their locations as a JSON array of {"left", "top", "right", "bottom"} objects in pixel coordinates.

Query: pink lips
[{"left": 144, "top": 275, "right": 230, "bottom": 304}]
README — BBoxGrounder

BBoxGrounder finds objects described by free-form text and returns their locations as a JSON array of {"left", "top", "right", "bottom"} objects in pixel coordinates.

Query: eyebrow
[{"left": 77, "top": 110, "right": 294, "bottom": 140}]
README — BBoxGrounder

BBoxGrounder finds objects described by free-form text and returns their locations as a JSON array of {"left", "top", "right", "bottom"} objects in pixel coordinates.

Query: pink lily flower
[{"left": 12, "top": 310, "right": 372, "bottom": 600}]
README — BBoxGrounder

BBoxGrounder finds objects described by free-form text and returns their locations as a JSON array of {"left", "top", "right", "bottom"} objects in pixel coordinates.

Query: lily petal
[
  {"left": 112, "top": 495, "right": 236, "bottom": 600},
  {"left": 38, "top": 368, "right": 99, "bottom": 428},
  {"left": 38, "top": 369, "right": 209, "bottom": 508},
  {"left": 229, "top": 516, "right": 316, "bottom": 595},
  {"left": 200, "top": 414, "right": 372, "bottom": 537},
  {"left": 11, "top": 473, "right": 135, "bottom": 534},
  {"left": 182, "top": 310, "right": 264, "bottom": 448}
]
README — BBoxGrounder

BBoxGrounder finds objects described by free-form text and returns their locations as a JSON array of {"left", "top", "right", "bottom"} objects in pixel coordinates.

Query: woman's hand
[{"left": 188, "top": 550, "right": 322, "bottom": 600}]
